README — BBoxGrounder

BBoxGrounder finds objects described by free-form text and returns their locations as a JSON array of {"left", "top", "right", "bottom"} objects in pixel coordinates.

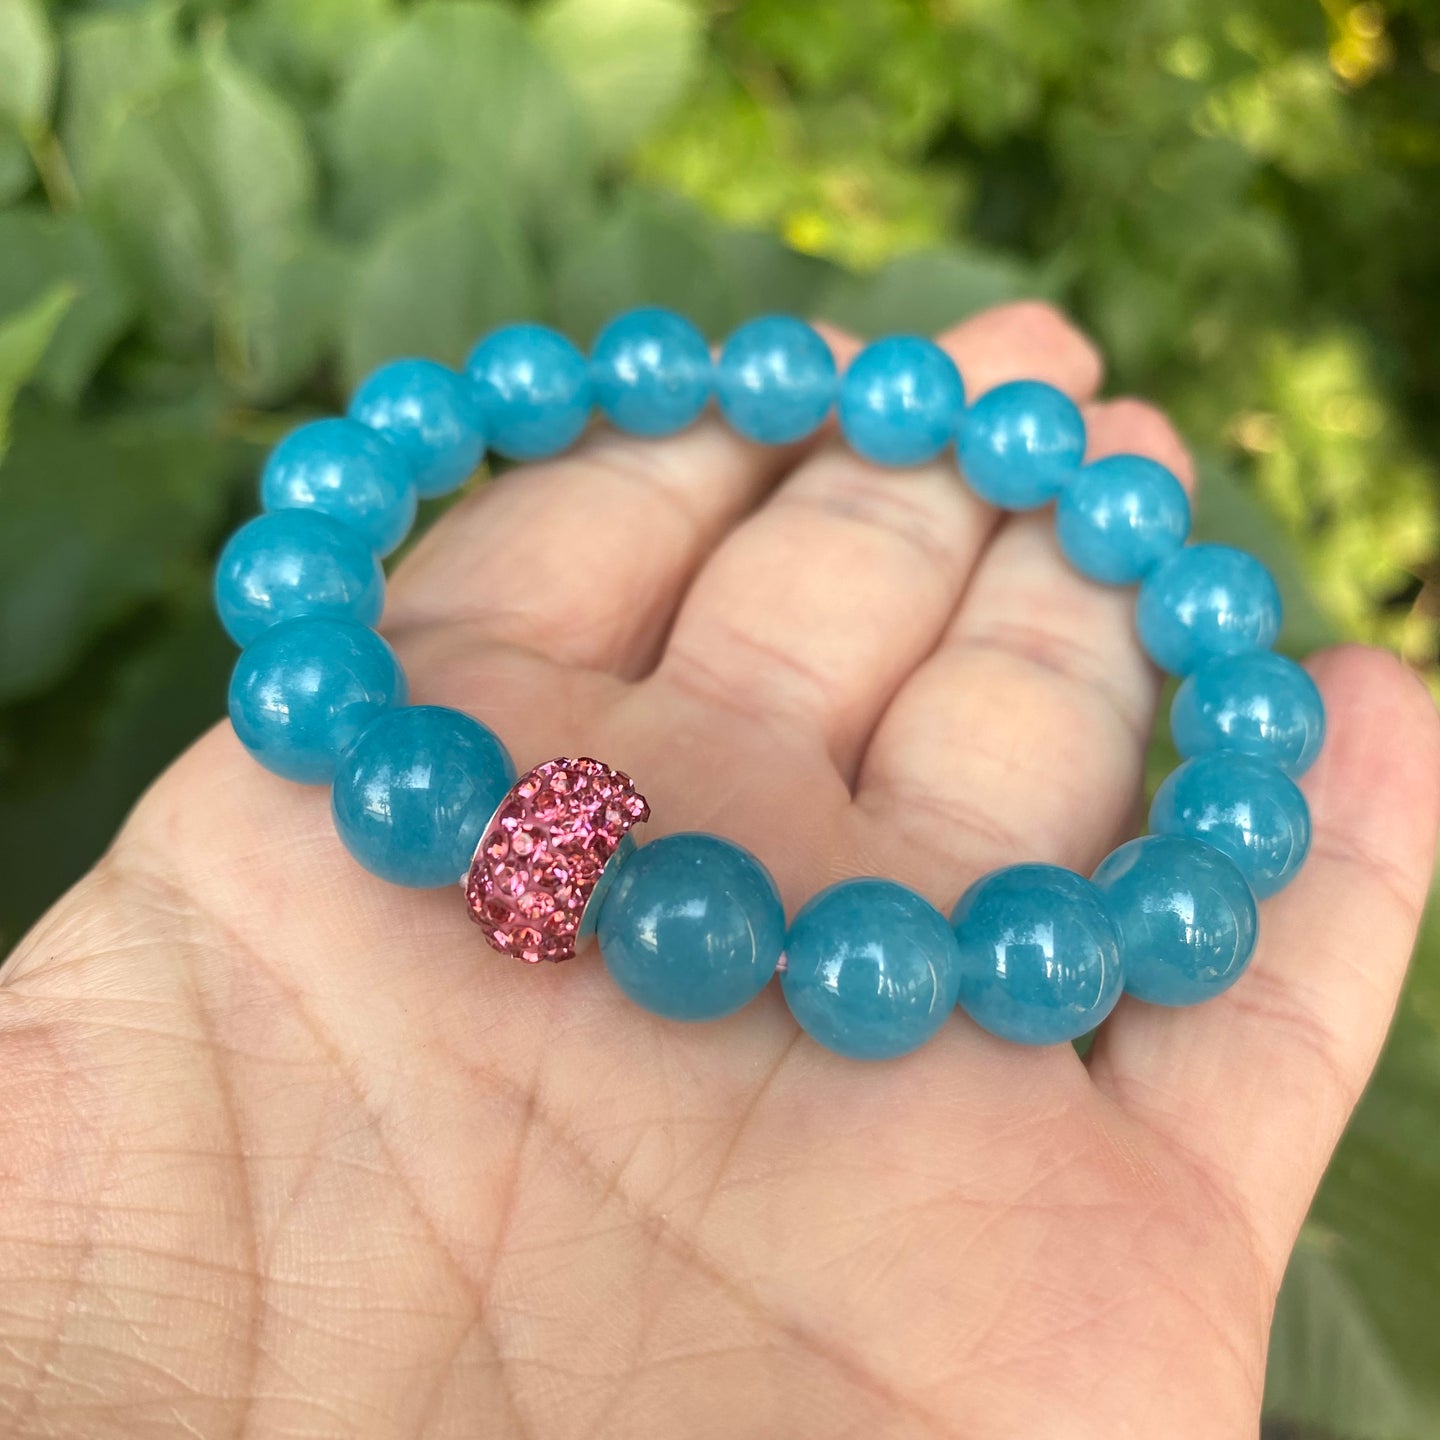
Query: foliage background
[{"left": 0, "top": 0, "right": 1437, "bottom": 1433}]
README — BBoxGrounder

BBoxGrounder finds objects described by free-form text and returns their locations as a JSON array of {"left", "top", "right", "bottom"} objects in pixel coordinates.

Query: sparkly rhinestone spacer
[{"left": 465, "top": 757, "right": 650, "bottom": 963}]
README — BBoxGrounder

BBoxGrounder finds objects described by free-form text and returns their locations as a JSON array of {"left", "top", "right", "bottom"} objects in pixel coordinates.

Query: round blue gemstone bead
[
  {"left": 591, "top": 306, "right": 712, "bottom": 437},
  {"left": 950, "top": 864, "right": 1123, "bottom": 1045},
  {"left": 214, "top": 510, "right": 384, "bottom": 647},
  {"left": 348, "top": 358, "right": 486, "bottom": 499},
  {"left": 1171, "top": 651, "right": 1325, "bottom": 776},
  {"left": 1136, "top": 543, "right": 1282, "bottom": 676},
  {"left": 597, "top": 832, "right": 784, "bottom": 1022},
  {"left": 331, "top": 705, "right": 516, "bottom": 888},
  {"left": 957, "top": 379, "right": 1086, "bottom": 510},
  {"left": 838, "top": 335, "right": 964, "bottom": 466},
  {"left": 782, "top": 878, "right": 961, "bottom": 1060},
  {"left": 228, "top": 617, "right": 406, "bottom": 785},
  {"left": 1149, "top": 752, "right": 1310, "bottom": 899},
  {"left": 1092, "top": 835, "right": 1258, "bottom": 1006},
  {"left": 261, "top": 418, "right": 418, "bottom": 557},
  {"left": 714, "top": 315, "right": 836, "bottom": 444},
  {"left": 465, "top": 323, "right": 592, "bottom": 461},
  {"left": 1055, "top": 453, "right": 1190, "bottom": 583}
]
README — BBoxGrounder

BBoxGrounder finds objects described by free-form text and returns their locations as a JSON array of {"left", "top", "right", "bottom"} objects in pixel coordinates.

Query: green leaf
[
  {"left": 533, "top": 0, "right": 702, "bottom": 158},
  {"left": 59, "top": 1, "right": 182, "bottom": 187},
  {"left": 89, "top": 39, "right": 316, "bottom": 353},
  {"left": 1189, "top": 457, "right": 1339, "bottom": 656},
  {"left": 819, "top": 245, "right": 1048, "bottom": 339},
  {"left": 0, "top": 284, "right": 74, "bottom": 457},
  {"left": 711, "top": 226, "right": 840, "bottom": 322},
  {"left": 0, "top": 121, "right": 33, "bottom": 203},
  {"left": 331, "top": 1, "right": 591, "bottom": 241},
  {"left": 1265, "top": 984, "right": 1440, "bottom": 1438},
  {"left": 0, "top": 207, "right": 136, "bottom": 401},
  {"left": 230, "top": 0, "right": 398, "bottom": 97},
  {"left": 551, "top": 190, "right": 740, "bottom": 342},
  {"left": 0, "top": 0, "right": 55, "bottom": 129},
  {"left": 342, "top": 192, "right": 539, "bottom": 388},
  {"left": 0, "top": 402, "right": 238, "bottom": 703},
  {"left": 0, "top": 593, "right": 234, "bottom": 952},
  {"left": 1265, "top": 1231, "right": 1431, "bottom": 1440}
]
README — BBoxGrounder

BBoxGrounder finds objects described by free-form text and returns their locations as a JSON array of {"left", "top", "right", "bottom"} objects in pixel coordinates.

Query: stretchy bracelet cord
[{"left": 214, "top": 308, "right": 1324, "bottom": 1060}]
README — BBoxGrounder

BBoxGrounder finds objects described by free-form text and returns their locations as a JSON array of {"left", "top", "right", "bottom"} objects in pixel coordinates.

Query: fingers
[
  {"left": 1088, "top": 647, "right": 1440, "bottom": 1268},
  {"left": 857, "top": 396, "right": 1194, "bottom": 887},
  {"left": 385, "top": 414, "right": 817, "bottom": 677},
  {"left": 652, "top": 302, "right": 1105, "bottom": 774}
]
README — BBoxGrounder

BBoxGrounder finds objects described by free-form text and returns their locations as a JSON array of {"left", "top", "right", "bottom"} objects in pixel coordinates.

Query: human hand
[{"left": 4, "top": 302, "right": 1437, "bottom": 1439}]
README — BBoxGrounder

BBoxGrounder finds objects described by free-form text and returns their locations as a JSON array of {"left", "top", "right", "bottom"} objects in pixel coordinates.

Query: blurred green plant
[{"left": 0, "top": 1, "right": 1435, "bottom": 1434}]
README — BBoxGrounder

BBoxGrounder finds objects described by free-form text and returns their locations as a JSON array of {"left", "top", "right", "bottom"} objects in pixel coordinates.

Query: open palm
[{"left": 3, "top": 302, "right": 1437, "bottom": 1440}]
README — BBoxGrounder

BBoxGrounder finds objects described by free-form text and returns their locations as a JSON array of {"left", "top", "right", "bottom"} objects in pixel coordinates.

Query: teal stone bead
[
  {"left": 465, "top": 323, "right": 592, "bottom": 460},
  {"left": 1055, "top": 453, "right": 1190, "bottom": 583},
  {"left": 214, "top": 510, "right": 384, "bottom": 647},
  {"left": 228, "top": 617, "right": 406, "bottom": 785},
  {"left": 261, "top": 417, "right": 418, "bottom": 556},
  {"left": 714, "top": 315, "right": 837, "bottom": 443},
  {"left": 951, "top": 864, "right": 1123, "bottom": 1045},
  {"left": 782, "top": 878, "right": 961, "bottom": 1060},
  {"left": 958, "top": 379, "right": 1086, "bottom": 510},
  {"left": 597, "top": 832, "right": 785, "bottom": 1022},
  {"left": 1092, "top": 836, "right": 1258, "bottom": 1006},
  {"left": 331, "top": 705, "right": 516, "bottom": 888},
  {"left": 1149, "top": 752, "right": 1310, "bottom": 899},
  {"left": 1171, "top": 651, "right": 1325, "bottom": 776},
  {"left": 348, "top": 357, "right": 486, "bottom": 499},
  {"left": 591, "top": 306, "right": 712, "bottom": 437},
  {"left": 838, "top": 335, "right": 965, "bottom": 466},
  {"left": 1136, "top": 543, "right": 1282, "bottom": 676}
]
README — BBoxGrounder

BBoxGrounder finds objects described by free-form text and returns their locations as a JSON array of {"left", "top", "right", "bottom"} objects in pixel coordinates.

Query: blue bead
[
  {"left": 228, "top": 617, "right": 406, "bottom": 785},
  {"left": 1092, "top": 836, "right": 1257, "bottom": 1006},
  {"left": 1171, "top": 651, "right": 1325, "bottom": 776},
  {"left": 214, "top": 510, "right": 384, "bottom": 647},
  {"left": 591, "top": 306, "right": 712, "bottom": 437},
  {"left": 714, "top": 315, "right": 837, "bottom": 443},
  {"left": 957, "top": 380, "right": 1086, "bottom": 509},
  {"left": 597, "top": 833, "right": 784, "bottom": 1022},
  {"left": 331, "top": 705, "right": 516, "bottom": 888},
  {"left": 261, "top": 417, "right": 418, "bottom": 556},
  {"left": 838, "top": 335, "right": 964, "bottom": 466},
  {"left": 950, "top": 864, "right": 1123, "bottom": 1045},
  {"left": 1149, "top": 752, "right": 1310, "bottom": 899},
  {"left": 348, "top": 358, "right": 486, "bottom": 499},
  {"left": 1136, "top": 544, "right": 1282, "bottom": 676},
  {"left": 782, "top": 878, "right": 961, "bottom": 1060},
  {"left": 465, "top": 323, "right": 592, "bottom": 460},
  {"left": 1055, "top": 453, "right": 1190, "bottom": 583}
]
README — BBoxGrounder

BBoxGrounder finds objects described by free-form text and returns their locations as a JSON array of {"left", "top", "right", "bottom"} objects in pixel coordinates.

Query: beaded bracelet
[{"left": 214, "top": 309, "right": 1323, "bottom": 1060}]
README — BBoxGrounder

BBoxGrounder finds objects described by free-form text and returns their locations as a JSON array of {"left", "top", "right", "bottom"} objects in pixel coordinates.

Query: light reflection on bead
[
  {"left": 1093, "top": 835, "right": 1257, "bottom": 1005},
  {"left": 838, "top": 335, "right": 964, "bottom": 466},
  {"left": 1136, "top": 543, "right": 1282, "bottom": 676},
  {"left": 715, "top": 315, "right": 836, "bottom": 443},
  {"left": 261, "top": 417, "right": 418, "bottom": 556},
  {"left": 591, "top": 307, "right": 711, "bottom": 437},
  {"left": 1171, "top": 651, "right": 1325, "bottom": 776},
  {"left": 348, "top": 357, "right": 486, "bottom": 499},
  {"left": 950, "top": 864, "right": 1123, "bottom": 1045},
  {"left": 782, "top": 878, "right": 962, "bottom": 1059},
  {"left": 228, "top": 617, "right": 406, "bottom": 784},
  {"left": 957, "top": 379, "right": 1086, "bottom": 510},
  {"left": 1148, "top": 752, "right": 1310, "bottom": 899},
  {"left": 214, "top": 509, "right": 384, "bottom": 647},
  {"left": 597, "top": 832, "right": 784, "bottom": 1021},
  {"left": 465, "top": 323, "right": 592, "bottom": 460},
  {"left": 1055, "top": 453, "right": 1190, "bottom": 583}
]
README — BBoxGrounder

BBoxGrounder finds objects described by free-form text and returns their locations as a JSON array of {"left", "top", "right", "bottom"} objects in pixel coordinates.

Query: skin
[{"left": 2, "top": 302, "right": 1437, "bottom": 1440}]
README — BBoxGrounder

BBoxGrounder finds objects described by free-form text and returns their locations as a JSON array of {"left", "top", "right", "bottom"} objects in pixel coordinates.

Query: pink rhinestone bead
[{"left": 466, "top": 757, "right": 650, "bottom": 963}]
